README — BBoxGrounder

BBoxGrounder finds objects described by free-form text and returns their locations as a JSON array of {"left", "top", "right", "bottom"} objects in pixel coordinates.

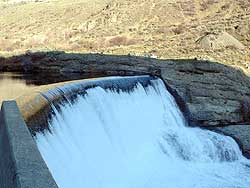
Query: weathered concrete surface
[
  {"left": 210, "top": 125, "right": 250, "bottom": 158},
  {"left": 16, "top": 77, "right": 111, "bottom": 124},
  {"left": 0, "top": 101, "right": 58, "bottom": 188},
  {"left": 1, "top": 51, "right": 250, "bottom": 127}
]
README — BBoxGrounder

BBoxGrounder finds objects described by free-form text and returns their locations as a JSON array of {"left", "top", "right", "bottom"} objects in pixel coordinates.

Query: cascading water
[{"left": 35, "top": 76, "right": 250, "bottom": 188}]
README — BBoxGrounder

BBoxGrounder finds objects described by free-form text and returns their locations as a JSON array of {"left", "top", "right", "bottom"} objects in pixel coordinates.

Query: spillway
[{"left": 35, "top": 76, "right": 250, "bottom": 188}]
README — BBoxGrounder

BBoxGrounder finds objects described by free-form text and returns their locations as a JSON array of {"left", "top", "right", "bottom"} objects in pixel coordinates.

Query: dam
[{"left": 0, "top": 75, "right": 250, "bottom": 188}]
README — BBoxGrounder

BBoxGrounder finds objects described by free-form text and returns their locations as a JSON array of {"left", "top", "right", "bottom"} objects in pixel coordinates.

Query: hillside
[{"left": 0, "top": 0, "right": 249, "bottom": 72}]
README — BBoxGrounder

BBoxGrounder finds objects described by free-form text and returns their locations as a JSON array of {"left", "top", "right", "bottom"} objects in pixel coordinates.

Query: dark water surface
[
  {"left": 0, "top": 73, "right": 38, "bottom": 104},
  {"left": 0, "top": 72, "right": 112, "bottom": 104}
]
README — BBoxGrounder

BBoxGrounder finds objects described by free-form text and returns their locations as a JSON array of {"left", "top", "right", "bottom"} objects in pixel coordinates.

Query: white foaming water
[{"left": 35, "top": 76, "right": 250, "bottom": 188}]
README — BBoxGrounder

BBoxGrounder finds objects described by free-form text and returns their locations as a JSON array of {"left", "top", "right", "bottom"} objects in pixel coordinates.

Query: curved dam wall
[
  {"left": 16, "top": 77, "right": 111, "bottom": 132},
  {"left": 17, "top": 75, "right": 190, "bottom": 135},
  {"left": 0, "top": 101, "right": 58, "bottom": 188}
]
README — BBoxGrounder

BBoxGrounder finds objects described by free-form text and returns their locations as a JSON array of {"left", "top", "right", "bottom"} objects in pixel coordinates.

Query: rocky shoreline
[{"left": 1, "top": 51, "right": 250, "bottom": 157}]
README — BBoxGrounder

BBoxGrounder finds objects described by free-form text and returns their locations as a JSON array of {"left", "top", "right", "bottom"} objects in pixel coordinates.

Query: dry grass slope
[{"left": 0, "top": 0, "right": 249, "bottom": 72}]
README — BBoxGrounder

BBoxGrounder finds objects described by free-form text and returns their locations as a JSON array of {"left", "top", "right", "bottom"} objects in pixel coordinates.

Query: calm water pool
[
  {"left": 0, "top": 73, "right": 37, "bottom": 104},
  {"left": 0, "top": 72, "right": 110, "bottom": 104}
]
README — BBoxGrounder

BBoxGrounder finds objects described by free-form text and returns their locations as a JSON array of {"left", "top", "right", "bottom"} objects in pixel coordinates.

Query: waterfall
[{"left": 35, "top": 76, "right": 250, "bottom": 188}]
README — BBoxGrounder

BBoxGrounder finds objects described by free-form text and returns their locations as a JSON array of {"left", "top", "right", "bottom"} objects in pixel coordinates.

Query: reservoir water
[{"left": 0, "top": 73, "right": 36, "bottom": 104}]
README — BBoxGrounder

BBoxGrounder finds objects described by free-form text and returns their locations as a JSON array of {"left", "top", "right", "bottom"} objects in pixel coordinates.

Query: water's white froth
[{"left": 35, "top": 77, "right": 250, "bottom": 188}]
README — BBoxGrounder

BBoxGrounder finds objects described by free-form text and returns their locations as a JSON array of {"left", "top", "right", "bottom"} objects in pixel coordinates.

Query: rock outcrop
[
  {"left": 1, "top": 51, "right": 250, "bottom": 128},
  {"left": 196, "top": 31, "right": 245, "bottom": 49}
]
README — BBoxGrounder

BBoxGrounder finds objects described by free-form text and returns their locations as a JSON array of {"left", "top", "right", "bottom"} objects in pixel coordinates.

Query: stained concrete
[{"left": 0, "top": 101, "right": 58, "bottom": 188}]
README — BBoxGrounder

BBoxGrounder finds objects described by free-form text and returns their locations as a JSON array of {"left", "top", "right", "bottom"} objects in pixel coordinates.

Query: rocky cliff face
[{"left": 1, "top": 51, "right": 250, "bottom": 128}]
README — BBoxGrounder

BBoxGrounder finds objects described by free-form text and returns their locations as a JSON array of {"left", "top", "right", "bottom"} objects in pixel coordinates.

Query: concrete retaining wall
[{"left": 0, "top": 101, "right": 58, "bottom": 188}]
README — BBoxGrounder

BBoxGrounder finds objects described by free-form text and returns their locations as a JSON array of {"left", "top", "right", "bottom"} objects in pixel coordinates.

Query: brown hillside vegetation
[{"left": 0, "top": 0, "right": 249, "bottom": 72}]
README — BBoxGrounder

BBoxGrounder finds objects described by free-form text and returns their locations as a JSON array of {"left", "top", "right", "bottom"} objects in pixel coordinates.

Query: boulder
[{"left": 196, "top": 31, "right": 245, "bottom": 49}]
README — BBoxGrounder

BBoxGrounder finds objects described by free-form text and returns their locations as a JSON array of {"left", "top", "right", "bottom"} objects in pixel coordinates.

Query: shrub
[
  {"left": 172, "top": 25, "right": 185, "bottom": 35},
  {"left": 107, "top": 36, "right": 137, "bottom": 47}
]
